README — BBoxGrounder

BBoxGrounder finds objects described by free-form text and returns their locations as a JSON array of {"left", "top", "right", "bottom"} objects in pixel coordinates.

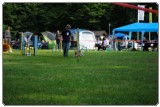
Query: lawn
[{"left": 3, "top": 49, "right": 158, "bottom": 105}]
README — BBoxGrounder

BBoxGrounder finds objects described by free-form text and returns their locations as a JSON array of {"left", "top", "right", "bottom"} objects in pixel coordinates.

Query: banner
[{"left": 138, "top": 5, "right": 145, "bottom": 21}]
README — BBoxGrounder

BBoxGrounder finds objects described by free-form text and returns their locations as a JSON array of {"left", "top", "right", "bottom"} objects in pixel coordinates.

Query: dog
[{"left": 74, "top": 48, "right": 84, "bottom": 57}]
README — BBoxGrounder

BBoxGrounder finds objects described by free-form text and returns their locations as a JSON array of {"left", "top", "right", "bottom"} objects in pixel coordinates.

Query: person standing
[
  {"left": 61, "top": 24, "right": 72, "bottom": 57},
  {"left": 56, "top": 30, "right": 61, "bottom": 51},
  {"left": 5, "top": 26, "right": 11, "bottom": 44}
]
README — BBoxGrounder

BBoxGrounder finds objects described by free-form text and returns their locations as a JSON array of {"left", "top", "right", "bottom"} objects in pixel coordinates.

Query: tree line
[{"left": 3, "top": 3, "right": 158, "bottom": 38}]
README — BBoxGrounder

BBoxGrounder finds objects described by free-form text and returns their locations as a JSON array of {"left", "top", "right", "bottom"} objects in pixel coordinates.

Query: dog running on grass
[{"left": 74, "top": 48, "right": 84, "bottom": 57}]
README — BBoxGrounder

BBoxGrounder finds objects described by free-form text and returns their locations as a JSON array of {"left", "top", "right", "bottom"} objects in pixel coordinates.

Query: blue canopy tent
[
  {"left": 112, "top": 22, "right": 158, "bottom": 40},
  {"left": 112, "top": 22, "right": 158, "bottom": 47},
  {"left": 115, "top": 33, "right": 125, "bottom": 38}
]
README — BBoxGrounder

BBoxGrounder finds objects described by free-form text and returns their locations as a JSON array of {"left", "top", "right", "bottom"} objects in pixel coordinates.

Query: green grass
[{"left": 3, "top": 49, "right": 158, "bottom": 105}]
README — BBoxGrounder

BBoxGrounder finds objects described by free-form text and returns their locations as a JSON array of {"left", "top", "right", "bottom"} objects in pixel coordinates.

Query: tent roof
[
  {"left": 70, "top": 29, "right": 87, "bottom": 34},
  {"left": 41, "top": 31, "right": 56, "bottom": 40},
  {"left": 113, "top": 22, "right": 158, "bottom": 32},
  {"left": 70, "top": 29, "right": 92, "bottom": 36},
  {"left": 115, "top": 33, "right": 125, "bottom": 38},
  {"left": 92, "top": 30, "right": 105, "bottom": 36},
  {"left": 24, "top": 31, "right": 33, "bottom": 37}
]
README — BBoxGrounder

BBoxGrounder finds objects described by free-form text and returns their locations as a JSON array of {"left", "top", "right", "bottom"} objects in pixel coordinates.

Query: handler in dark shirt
[{"left": 61, "top": 24, "right": 72, "bottom": 57}]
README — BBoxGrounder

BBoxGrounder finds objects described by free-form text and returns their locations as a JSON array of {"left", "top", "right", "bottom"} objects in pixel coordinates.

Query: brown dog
[{"left": 74, "top": 48, "right": 83, "bottom": 57}]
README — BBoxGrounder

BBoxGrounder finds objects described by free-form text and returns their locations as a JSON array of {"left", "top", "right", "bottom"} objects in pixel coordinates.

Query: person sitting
[
  {"left": 38, "top": 39, "right": 42, "bottom": 49},
  {"left": 41, "top": 40, "right": 49, "bottom": 49},
  {"left": 120, "top": 41, "right": 126, "bottom": 49},
  {"left": 102, "top": 37, "right": 110, "bottom": 50},
  {"left": 120, "top": 35, "right": 128, "bottom": 49},
  {"left": 95, "top": 38, "right": 103, "bottom": 50}
]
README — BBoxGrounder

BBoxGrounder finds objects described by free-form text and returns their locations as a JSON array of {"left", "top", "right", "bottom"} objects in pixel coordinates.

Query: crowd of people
[
  {"left": 3, "top": 24, "right": 158, "bottom": 57},
  {"left": 95, "top": 32, "right": 133, "bottom": 52},
  {"left": 95, "top": 32, "right": 110, "bottom": 51}
]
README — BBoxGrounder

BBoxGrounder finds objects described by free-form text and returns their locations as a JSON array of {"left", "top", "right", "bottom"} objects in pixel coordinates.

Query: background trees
[{"left": 3, "top": 3, "right": 158, "bottom": 38}]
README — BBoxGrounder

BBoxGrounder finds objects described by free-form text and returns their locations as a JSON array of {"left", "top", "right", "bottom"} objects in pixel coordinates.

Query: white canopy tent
[{"left": 70, "top": 29, "right": 97, "bottom": 50}]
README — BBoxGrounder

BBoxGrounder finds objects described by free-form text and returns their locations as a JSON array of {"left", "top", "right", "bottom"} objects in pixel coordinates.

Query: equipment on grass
[
  {"left": 3, "top": 43, "right": 12, "bottom": 53},
  {"left": 73, "top": 29, "right": 86, "bottom": 62},
  {"left": 20, "top": 32, "right": 38, "bottom": 56}
]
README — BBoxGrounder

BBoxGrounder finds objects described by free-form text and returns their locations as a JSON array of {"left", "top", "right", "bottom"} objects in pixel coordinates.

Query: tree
[{"left": 3, "top": 3, "right": 158, "bottom": 35}]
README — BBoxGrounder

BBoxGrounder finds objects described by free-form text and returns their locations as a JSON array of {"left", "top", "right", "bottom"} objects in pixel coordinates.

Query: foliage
[{"left": 3, "top": 3, "right": 158, "bottom": 35}]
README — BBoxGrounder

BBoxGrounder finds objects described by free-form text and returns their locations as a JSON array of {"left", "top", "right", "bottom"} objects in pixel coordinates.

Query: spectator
[
  {"left": 95, "top": 38, "right": 103, "bottom": 50},
  {"left": 103, "top": 32, "right": 108, "bottom": 38},
  {"left": 143, "top": 37, "right": 149, "bottom": 51},
  {"left": 56, "top": 30, "right": 61, "bottom": 51},
  {"left": 100, "top": 32, "right": 108, "bottom": 40},
  {"left": 61, "top": 24, "right": 72, "bottom": 57},
  {"left": 102, "top": 37, "right": 110, "bottom": 50},
  {"left": 5, "top": 26, "right": 11, "bottom": 45},
  {"left": 123, "top": 34, "right": 128, "bottom": 48},
  {"left": 38, "top": 38, "right": 42, "bottom": 49},
  {"left": 41, "top": 40, "right": 49, "bottom": 49},
  {"left": 13, "top": 32, "right": 21, "bottom": 49}
]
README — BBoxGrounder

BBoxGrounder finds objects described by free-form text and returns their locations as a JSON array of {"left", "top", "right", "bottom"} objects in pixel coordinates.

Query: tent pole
[
  {"left": 149, "top": 32, "right": 151, "bottom": 41},
  {"left": 137, "top": 20, "right": 139, "bottom": 40},
  {"left": 141, "top": 31, "right": 145, "bottom": 48},
  {"left": 137, "top": 32, "right": 139, "bottom": 40},
  {"left": 129, "top": 31, "right": 132, "bottom": 40},
  {"left": 111, "top": 30, "right": 115, "bottom": 50}
]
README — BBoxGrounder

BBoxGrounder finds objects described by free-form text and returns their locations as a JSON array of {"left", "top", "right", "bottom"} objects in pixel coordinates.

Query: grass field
[{"left": 3, "top": 49, "right": 158, "bottom": 105}]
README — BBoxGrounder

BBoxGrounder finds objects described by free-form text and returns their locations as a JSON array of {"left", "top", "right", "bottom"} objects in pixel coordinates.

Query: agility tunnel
[{"left": 3, "top": 43, "right": 12, "bottom": 53}]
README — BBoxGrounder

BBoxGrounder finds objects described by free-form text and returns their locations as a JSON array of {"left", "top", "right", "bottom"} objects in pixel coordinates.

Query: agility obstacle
[
  {"left": 20, "top": 32, "right": 38, "bottom": 56},
  {"left": 3, "top": 43, "right": 12, "bottom": 53},
  {"left": 3, "top": 39, "right": 13, "bottom": 53}
]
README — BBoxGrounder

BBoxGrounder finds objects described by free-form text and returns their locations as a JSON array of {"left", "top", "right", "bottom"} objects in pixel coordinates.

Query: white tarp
[
  {"left": 79, "top": 31, "right": 96, "bottom": 50},
  {"left": 70, "top": 29, "right": 96, "bottom": 50}
]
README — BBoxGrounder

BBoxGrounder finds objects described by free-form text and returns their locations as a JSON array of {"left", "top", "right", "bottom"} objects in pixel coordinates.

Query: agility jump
[{"left": 20, "top": 32, "right": 38, "bottom": 56}]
